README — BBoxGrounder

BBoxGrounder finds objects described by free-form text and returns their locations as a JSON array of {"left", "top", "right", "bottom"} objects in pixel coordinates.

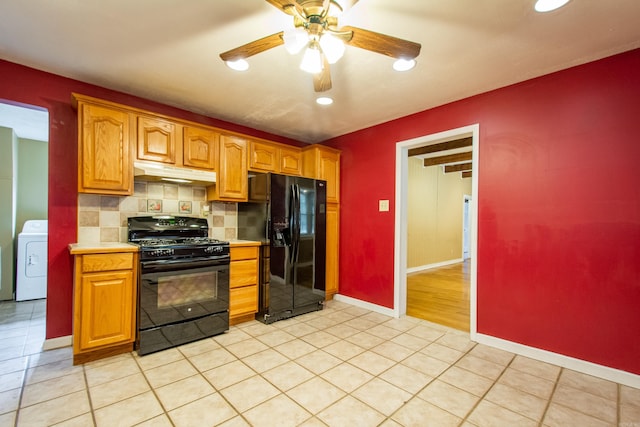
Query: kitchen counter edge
[{"left": 68, "top": 242, "right": 140, "bottom": 255}]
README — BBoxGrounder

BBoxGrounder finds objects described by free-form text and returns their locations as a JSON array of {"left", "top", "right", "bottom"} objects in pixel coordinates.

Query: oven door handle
[{"left": 141, "top": 256, "right": 230, "bottom": 273}]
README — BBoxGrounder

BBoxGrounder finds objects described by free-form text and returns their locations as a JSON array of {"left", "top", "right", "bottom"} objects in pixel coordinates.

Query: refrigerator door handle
[
  {"left": 293, "top": 183, "right": 301, "bottom": 263},
  {"left": 288, "top": 184, "right": 297, "bottom": 264}
]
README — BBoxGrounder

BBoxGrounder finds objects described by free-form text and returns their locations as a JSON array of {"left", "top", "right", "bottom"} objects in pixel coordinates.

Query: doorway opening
[{"left": 394, "top": 124, "right": 478, "bottom": 339}]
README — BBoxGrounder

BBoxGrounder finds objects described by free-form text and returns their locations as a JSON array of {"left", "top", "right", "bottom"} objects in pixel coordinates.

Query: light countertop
[{"left": 68, "top": 242, "right": 139, "bottom": 255}]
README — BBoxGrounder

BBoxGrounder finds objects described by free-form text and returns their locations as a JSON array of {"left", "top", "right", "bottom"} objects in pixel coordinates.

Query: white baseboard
[
  {"left": 43, "top": 335, "right": 72, "bottom": 351},
  {"left": 332, "top": 294, "right": 397, "bottom": 318},
  {"left": 407, "top": 258, "right": 464, "bottom": 274},
  {"left": 475, "top": 333, "right": 640, "bottom": 389}
]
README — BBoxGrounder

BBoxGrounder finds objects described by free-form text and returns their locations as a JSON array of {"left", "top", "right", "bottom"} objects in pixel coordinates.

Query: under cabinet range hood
[{"left": 133, "top": 161, "right": 216, "bottom": 186}]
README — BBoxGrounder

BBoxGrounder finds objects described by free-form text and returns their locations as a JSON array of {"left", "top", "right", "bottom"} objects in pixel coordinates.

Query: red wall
[
  {"left": 325, "top": 48, "right": 640, "bottom": 375},
  {"left": 0, "top": 60, "right": 303, "bottom": 340}
]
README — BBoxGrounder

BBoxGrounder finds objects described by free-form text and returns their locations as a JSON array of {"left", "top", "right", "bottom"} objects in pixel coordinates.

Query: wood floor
[{"left": 407, "top": 259, "right": 470, "bottom": 332}]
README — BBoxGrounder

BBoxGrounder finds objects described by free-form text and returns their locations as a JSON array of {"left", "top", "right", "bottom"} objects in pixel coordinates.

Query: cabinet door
[
  {"left": 137, "top": 115, "right": 176, "bottom": 164},
  {"left": 78, "top": 103, "right": 133, "bottom": 195},
  {"left": 183, "top": 126, "right": 218, "bottom": 170},
  {"left": 212, "top": 135, "right": 248, "bottom": 201},
  {"left": 249, "top": 141, "right": 278, "bottom": 172},
  {"left": 280, "top": 146, "right": 302, "bottom": 176},
  {"left": 325, "top": 203, "right": 340, "bottom": 297},
  {"left": 318, "top": 149, "right": 340, "bottom": 204},
  {"left": 78, "top": 270, "right": 135, "bottom": 351},
  {"left": 230, "top": 286, "right": 258, "bottom": 317}
]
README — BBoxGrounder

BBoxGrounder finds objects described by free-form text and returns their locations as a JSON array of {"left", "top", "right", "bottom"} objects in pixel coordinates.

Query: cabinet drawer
[
  {"left": 82, "top": 253, "right": 134, "bottom": 273},
  {"left": 230, "top": 259, "right": 258, "bottom": 288},
  {"left": 230, "top": 246, "right": 258, "bottom": 261},
  {"left": 230, "top": 285, "right": 258, "bottom": 317}
]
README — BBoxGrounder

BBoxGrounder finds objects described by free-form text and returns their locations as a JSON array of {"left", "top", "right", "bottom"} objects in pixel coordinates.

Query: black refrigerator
[{"left": 238, "top": 173, "right": 326, "bottom": 324}]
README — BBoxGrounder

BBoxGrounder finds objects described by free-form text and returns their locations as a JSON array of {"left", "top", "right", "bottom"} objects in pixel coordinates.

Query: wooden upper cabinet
[
  {"left": 77, "top": 99, "right": 133, "bottom": 195},
  {"left": 208, "top": 135, "right": 248, "bottom": 201},
  {"left": 302, "top": 145, "right": 340, "bottom": 203},
  {"left": 280, "top": 146, "right": 302, "bottom": 176},
  {"left": 136, "top": 115, "right": 176, "bottom": 164},
  {"left": 183, "top": 126, "right": 218, "bottom": 170},
  {"left": 249, "top": 140, "right": 279, "bottom": 172}
]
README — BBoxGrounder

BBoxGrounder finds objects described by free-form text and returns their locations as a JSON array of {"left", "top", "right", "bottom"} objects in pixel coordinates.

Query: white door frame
[
  {"left": 394, "top": 123, "right": 479, "bottom": 339},
  {"left": 463, "top": 194, "right": 472, "bottom": 260}
]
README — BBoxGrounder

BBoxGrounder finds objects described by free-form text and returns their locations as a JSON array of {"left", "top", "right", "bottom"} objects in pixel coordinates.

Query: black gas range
[{"left": 127, "top": 216, "right": 230, "bottom": 355}]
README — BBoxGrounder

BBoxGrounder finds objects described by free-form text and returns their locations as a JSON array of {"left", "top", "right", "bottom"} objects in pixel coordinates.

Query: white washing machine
[{"left": 16, "top": 220, "right": 48, "bottom": 301}]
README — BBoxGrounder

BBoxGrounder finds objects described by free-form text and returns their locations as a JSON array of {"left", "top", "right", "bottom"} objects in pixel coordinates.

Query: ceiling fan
[{"left": 220, "top": 0, "right": 422, "bottom": 92}]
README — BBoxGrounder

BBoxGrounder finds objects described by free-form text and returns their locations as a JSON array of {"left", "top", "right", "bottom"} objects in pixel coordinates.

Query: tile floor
[{"left": 1, "top": 299, "right": 639, "bottom": 427}]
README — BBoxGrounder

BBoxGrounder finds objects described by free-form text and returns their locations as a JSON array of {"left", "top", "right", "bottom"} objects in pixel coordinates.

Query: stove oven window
[{"left": 157, "top": 271, "right": 217, "bottom": 308}]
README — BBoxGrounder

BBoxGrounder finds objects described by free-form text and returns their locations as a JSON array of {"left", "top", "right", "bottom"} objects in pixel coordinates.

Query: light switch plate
[{"left": 379, "top": 200, "right": 389, "bottom": 212}]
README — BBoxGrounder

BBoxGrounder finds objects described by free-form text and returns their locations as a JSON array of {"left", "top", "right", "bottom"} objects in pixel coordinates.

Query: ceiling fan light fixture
[
  {"left": 300, "top": 41, "right": 323, "bottom": 74},
  {"left": 319, "top": 33, "right": 345, "bottom": 64},
  {"left": 283, "top": 27, "right": 308, "bottom": 55},
  {"left": 534, "top": 0, "right": 570, "bottom": 12},
  {"left": 316, "top": 96, "right": 333, "bottom": 105},
  {"left": 225, "top": 59, "right": 249, "bottom": 71},
  {"left": 393, "top": 58, "right": 416, "bottom": 72}
]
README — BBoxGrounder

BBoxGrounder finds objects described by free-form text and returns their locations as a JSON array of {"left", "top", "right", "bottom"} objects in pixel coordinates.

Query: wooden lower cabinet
[
  {"left": 229, "top": 242, "right": 260, "bottom": 325},
  {"left": 69, "top": 246, "right": 138, "bottom": 364},
  {"left": 325, "top": 203, "right": 340, "bottom": 299}
]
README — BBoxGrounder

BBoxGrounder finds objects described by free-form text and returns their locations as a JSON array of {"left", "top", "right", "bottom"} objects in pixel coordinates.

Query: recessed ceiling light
[
  {"left": 225, "top": 59, "right": 249, "bottom": 71},
  {"left": 316, "top": 97, "right": 333, "bottom": 105},
  {"left": 534, "top": 0, "right": 570, "bottom": 12},
  {"left": 393, "top": 58, "right": 416, "bottom": 72}
]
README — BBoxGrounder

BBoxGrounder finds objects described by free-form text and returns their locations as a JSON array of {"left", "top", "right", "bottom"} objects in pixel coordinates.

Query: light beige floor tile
[
  {"left": 552, "top": 383, "right": 617, "bottom": 423},
  {"left": 254, "top": 329, "right": 296, "bottom": 347},
  {"left": 370, "top": 340, "right": 415, "bottom": 363},
  {"left": 134, "top": 348, "right": 184, "bottom": 371},
  {"left": 366, "top": 324, "right": 403, "bottom": 340},
  {"left": 280, "top": 322, "right": 319, "bottom": 338},
  {"left": 352, "top": 377, "right": 412, "bottom": 416},
  {"left": 287, "top": 377, "right": 346, "bottom": 414},
  {"left": 436, "top": 333, "right": 475, "bottom": 352},
  {"left": 468, "top": 343, "right": 514, "bottom": 366},
  {"left": 379, "top": 419, "right": 403, "bottom": 427},
  {"left": 242, "top": 348, "right": 289, "bottom": 373},
  {"left": 497, "top": 367, "right": 556, "bottom": 399},
  {"left": 323, "top": 322, "right": 359, "bottom": 339},
  {"left": 202, "top": 360, "right": 255, "bottom": 390},
  {"left": 168, "top": 393, "right": 237, "bottom": 427},
  {"left": 295, "top": 349, "right": 342, "bottom": 374},
  {"left": 189, "top": 347, "right": 237, "bottom": 372},
  {"left": 383, "top": 316, "right": 422, "bottom": 332},
  {"left": 300, "top": 330, "right": 341, "bottom": 348},
  {"left": 135, "top": 414, "right": 173, "bottom": 427},
  {"left": 390, "top": 333, "right": 430, "bottom": 351},
  {"left": 345, "top": 331, "right": 386, "bottom": 349},
  {"left": 53, "top": 412, "right": 95, "bottom": 427},
  {"left": 143, "top": 359, "right": 198, "bottom": 389},
  {"left": 318, "top": 395, "right": 386, "bottom": 426},
  {"left": 543, "top": 402, "right": 614, "bottom": 427},
  {"left": 323, "top": 309, "right": 356, "bottom": 324},
  {"left": 322, "top": 340, "right": 365, "bottom": 361},
  {"left": 177, "top": 337, "right": 220, "bottom": 358},
  {"left": 276, "top": 339, "right": 324, "bottom": 360},
  {"left": 391, "top": 397, "right": 461, "bottom": 427},
  {"left": 621, "top": 384, "right": 640, "bottom": 407},
  {"left": 420, "top": 342, "right": 464, "bottom": 365},
  {"left": 262, "top": 361, "right": 315, "bottom": 391},
  {"left": 220, "top": 375, "right": 280, "bottom": 412},
  {"left": 85, "top": 357, "right": 141, "bottom": 387},
  {"left": 0, "top": 356, "right": 28, "bottom": 375},
  {"left": 94, "top": 390, "right": 163, "bottom": 427},
  {"left": 379, "top": 363, "right": 433, "bottom": 394},
  {"left": 218, "top": 415, "right": 251, "bottom": 427},
  {"left": 0, "top": 370, "right": 25, "bottom": 393},
  {"left": 225, "top": 337, "right": 269, "bottom": 359},
  {"left": 455, "top": 354, "right": 505, "bottom": 380},
  {"left": 0, "top": 411, "right": 15, "bottom": 427},
  {"left": 298, "top": 416, "right": 329, "bottom": 427},
  {"left": 24, "top": 358, "right": 81, "bottom": 386},
  {"left": 155, "top": 374, "right": 215, "bottom": 411},
  {"left": 17, "top": 389, "right": 90, "bottom": 426},
  {"left": 89, "top": 372, "right": 150, "bottom": 409},
  {"left": 621, "top": 402, "right": 640, "bottom": 425},
  {"left": 243, "top": 393, "right": 311, "bottom": 427},
  {"left": 213, "top": 328, "right": 252, "bottom": 346},
  {"left": 348, "top": 350, "right": 396, "bottom": 376},
  {"left": 485, "top": 383, "right": 547, "bottom": 421},
  {"left": 238, "top": 321, "right": 275, "bottom": 337},
  {"left": 21, "top": 371, "right": 85, "bottom": 407},
  {"left": 342, "top": 306, "right": 371, "bottom": 317},
  {"left": 417, "top": 379, "right": 479, "bottom": 418},
  {"left": 438, "top": 366, "right": 494, "bottom": 396},
  {"left": 510, "top": 355, "right": 561, "bottom": 382},
  {"left": 83, "top": 352, "right": 132, "bottom": 370},
  {"left": 406, "top": 324, "right": 446, "bottom": 342},
  {"left": 402, "top": 352, "right": 450, "bottom": 377},
  {"left": 320, "top": 362, "right": 373, "bottom": 393},
  {"left": 467, "top": 399, "right": 538, "bottom": 427},
  {"left": 303, "top": 316, "right": 340, "bottom": 330},
  {"left": 360, "top": 311, "right": 393, "bottom": 324},
  {"left": 558, "top": 369, "right": 618, "bottom": 401},
  {"left": 0, "top": 387, "right": 21, "bottom": 414},
  {"left": 342, "top": 317, "right": 378, "bottom": 331}
]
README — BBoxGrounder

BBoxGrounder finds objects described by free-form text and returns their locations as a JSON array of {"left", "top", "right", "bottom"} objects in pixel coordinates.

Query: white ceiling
[{"left": 1, "top": 0, "right": 639, "bottom": 143}]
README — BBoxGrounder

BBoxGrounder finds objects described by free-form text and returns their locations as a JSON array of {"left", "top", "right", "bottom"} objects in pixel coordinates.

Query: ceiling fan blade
[
  {"left": 265, "top": 0, "right": 304, "bottom": 17},
  {"left": 314, "top": 56, "right": 332, "bottom": 92},
  {"left": 341, "top": 26, "right": 421, "bottom": 59},
  {"left": 220, "top": 32, "right": 284, "bottom": 62}
]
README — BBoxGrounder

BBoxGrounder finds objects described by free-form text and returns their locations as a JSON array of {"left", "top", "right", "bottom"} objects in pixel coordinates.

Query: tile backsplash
[{"left": 77, "top": 181, "right": 237, "bottom": 244}]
